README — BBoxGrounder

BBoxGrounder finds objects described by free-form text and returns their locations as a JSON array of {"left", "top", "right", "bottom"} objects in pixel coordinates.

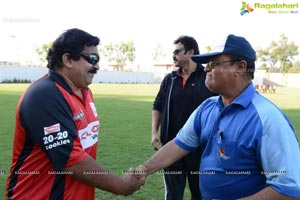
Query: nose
[
  {"left": 93, "top": 63, "right": 100, "bottom": 70},
  {"left": 204, "top": 64, "right": 212, "bottom": 72}
]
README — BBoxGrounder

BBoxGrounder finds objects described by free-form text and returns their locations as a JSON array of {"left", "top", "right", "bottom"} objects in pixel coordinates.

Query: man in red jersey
[{"left": 6, "top": 28, "right": 144, "bottom": 200}]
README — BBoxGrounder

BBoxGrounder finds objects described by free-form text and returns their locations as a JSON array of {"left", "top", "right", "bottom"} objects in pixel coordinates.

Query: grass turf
[{"left": 0, "top": 84, "right": 299, "bottom": 199}]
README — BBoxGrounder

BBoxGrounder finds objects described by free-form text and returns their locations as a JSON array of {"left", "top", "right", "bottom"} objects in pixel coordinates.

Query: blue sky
[{"left": 0, "top": 0, "right": 299, "bottom": 66}]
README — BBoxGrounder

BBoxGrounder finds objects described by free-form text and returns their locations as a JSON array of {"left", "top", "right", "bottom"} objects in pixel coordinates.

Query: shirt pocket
[{"left": 217, "top": 140, "right": 237, "bottom": 170}]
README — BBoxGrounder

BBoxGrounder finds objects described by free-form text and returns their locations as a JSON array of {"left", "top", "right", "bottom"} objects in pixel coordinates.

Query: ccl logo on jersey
[
  {"left": 79, "top": 121, "right": 99, "bottom": 149},
  {"left": 80, "top": 125, "right": 99, "bottom": 139},
  {"left": 81, "top": 132, "right": 92, "bottom": 139},
  {"left": 91, "top": 124, "right": 99, "bottom": 133}
]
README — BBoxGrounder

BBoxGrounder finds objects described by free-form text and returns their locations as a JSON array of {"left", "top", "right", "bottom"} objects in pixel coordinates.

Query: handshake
[{"left": 116, "top": 165, "right": 149, "bottom": 196}]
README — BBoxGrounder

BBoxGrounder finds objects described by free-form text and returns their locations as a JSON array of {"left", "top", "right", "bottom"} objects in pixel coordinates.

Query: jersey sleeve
[
  {"left": 19, "top": 81, "right": 87, "bottom": 170},
  {"left": 173, "top": 106, "right": 202, "bottom": 152},
  {"left": 259, "top": 105, "right": 300, "bottom": 197}
]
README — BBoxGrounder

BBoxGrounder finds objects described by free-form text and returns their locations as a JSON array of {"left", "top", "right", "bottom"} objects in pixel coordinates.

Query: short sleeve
[
  {"left": 19, "top": 81, "right": 86, "bottom": 170},
  {"left": 259, "top": 104, "right": 300, "bottom": 197},
  {"left": 174, "top": 106, "right": 202, "bottom": 152}
]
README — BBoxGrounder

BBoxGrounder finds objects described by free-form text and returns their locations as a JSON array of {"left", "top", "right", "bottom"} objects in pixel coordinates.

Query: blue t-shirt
[{"left": 174, "top": 83, "right": 300, "bottom": 199}]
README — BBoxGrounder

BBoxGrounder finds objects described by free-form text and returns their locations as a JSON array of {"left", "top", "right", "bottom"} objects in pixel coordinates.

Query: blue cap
[{"left": 192, "top": 34, "right": 256, "bottom": 64}]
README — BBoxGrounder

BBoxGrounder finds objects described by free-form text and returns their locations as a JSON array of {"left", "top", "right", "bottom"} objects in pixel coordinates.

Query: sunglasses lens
[
  {"left": 81, "top": 53, "right": 99, "bottom": 65},
  {"left": 88, "top": 55, "right": 99, "bottom": 65}
]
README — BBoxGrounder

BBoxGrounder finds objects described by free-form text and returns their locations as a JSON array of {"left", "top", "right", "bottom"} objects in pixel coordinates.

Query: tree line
[
  {"left": 34, "top": 33, "right": 300, "bottom": 73},
  {"left": 256, "top": 33, "right": 299, "bottom": 73}
]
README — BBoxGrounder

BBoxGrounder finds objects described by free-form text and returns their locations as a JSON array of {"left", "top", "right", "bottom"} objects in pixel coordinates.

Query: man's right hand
[
  {"left": 121, "top": 168, "right": 145, "bottom": 196},
  {"left": 151, "top": 132, "right": 161, "bottom": 151}
]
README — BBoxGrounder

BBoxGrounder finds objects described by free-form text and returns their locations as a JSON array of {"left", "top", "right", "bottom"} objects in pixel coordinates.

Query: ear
[
  {"left": 62, "top": 53, "right": 73, "bottom": 69},
  {"left": 235, "top": 60, "right": 247, "bottom": 76},
  {"left": 187, "top": 49, "right": 194, "bottom": 57}
]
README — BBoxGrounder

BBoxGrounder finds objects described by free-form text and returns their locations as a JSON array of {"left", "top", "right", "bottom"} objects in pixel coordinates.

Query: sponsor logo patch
[
  {"left": 44, "top": 123, "right": 60, "bottom": 135},
  {"left": 73, "top": 111, "right": 84, "bottom": 121}
]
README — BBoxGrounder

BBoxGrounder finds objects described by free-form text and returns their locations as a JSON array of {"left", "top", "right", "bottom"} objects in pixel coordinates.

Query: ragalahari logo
[{"left": 240, "top": 2, "right": 254, "bottom": 15}]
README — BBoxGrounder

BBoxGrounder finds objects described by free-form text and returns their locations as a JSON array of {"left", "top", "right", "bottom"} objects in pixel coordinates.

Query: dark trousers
[{"left": 163, "top": 148, "right": 202, "bottom": 200}]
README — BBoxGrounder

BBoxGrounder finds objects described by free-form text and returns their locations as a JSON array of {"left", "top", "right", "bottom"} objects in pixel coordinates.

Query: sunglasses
[
  {"left": 80, "top": 53, "right": 100, "bottom": 65},
  {"left": 173, "top": 48, "right": 186, "bottom": 55}
]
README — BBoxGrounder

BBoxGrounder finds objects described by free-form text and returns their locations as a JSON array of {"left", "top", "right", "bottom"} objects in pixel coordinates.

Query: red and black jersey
[{"left": 6, "top": 70, "right": 100, "bottom": 200}]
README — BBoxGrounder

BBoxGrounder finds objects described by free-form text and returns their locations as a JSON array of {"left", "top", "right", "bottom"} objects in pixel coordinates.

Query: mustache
[
  {"left": 173, "top": 56, "right": 178, "bottom": 62},
  {"left": 88, "top": 67, "right": 98, "bottom": 74}
]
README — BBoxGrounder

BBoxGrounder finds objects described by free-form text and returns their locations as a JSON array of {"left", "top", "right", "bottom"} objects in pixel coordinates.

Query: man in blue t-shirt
[{"left": 134, "top": 34, "right": 300, "bottom": 199}]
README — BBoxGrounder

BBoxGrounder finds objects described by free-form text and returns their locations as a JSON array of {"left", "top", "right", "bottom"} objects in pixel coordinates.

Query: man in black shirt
[{"left": 151, "top": 35, "right": 215, "bottom": 200}]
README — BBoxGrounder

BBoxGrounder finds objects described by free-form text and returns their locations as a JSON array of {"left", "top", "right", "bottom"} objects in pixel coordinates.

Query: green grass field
[{"left": 0, "top": 84, "right": 299, "bottom": 200}]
